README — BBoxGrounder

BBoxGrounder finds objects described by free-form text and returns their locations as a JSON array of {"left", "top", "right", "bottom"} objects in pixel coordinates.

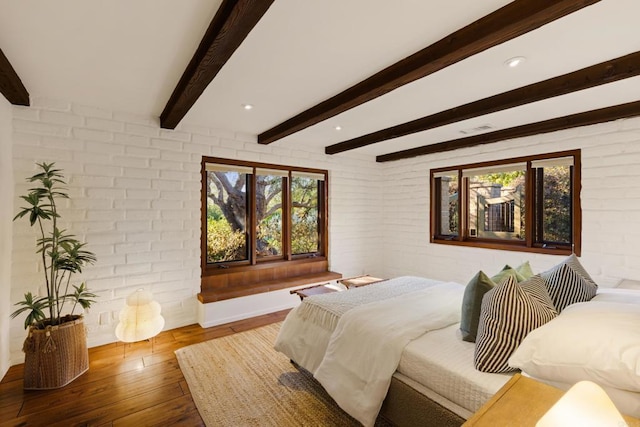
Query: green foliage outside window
[
  {"left": 291, "top": 176, "right": 319, "bottom": 254},
  {"left": 476, "top": 170, "right": 525, "bottom": 187},
  {"left": 541, "top": 166, "right": 571, "bottom": 243},
  {"left": 206, "top": 217, "right": 246, "bottom": 263},
  {"left": 206, "top": 167, "right": 322, "bottom": 263}
]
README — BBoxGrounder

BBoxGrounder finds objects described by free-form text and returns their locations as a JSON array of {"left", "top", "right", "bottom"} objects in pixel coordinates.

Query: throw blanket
[
  {"left": 297, "top": 276, "right": 443, "bottom": 331},
  {"left": 313, "top": 281, "right": 464, "bottom": 427}
]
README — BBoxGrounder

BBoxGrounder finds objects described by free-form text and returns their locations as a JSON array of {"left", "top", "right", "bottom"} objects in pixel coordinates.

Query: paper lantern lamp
[
  {"left": 536, "top": 381, "right": 627, "bottom": 427},
  {"left": 115, "top": 289, "right": 165, "bottom": 343}
]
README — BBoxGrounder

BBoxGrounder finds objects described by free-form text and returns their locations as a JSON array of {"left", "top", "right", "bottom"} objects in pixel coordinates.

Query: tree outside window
[{"left": 204, "top": 160, "right": 326, "bottom": 266}]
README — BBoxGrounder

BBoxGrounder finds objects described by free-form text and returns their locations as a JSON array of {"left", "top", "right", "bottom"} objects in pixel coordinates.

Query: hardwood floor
[{"left": 0, "top": 310, "right": 289, "bottom": 426}]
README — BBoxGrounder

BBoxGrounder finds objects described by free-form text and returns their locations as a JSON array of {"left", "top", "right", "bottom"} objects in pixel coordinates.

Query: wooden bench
[
  {"left": 290, "top": 283, "right": 337, "bottom": 300},
  {"left": 339, "top": 275, "right": 384, "bottom": 288},
  {"left": 291, "top": 275, "right": 385, "bottom": 300}
]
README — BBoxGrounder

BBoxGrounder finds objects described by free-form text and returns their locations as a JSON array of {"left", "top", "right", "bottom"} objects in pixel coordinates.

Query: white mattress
[{"left": 397, "top": 323, "right": 513, "bottom": 415}]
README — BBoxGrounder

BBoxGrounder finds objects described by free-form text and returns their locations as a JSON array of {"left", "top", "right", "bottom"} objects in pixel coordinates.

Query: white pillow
[
  {"left": 508, "top": 301, "right": 640, "bottom": 392},
  {"left": 593, "top": 288, "right": 640, "bottom": 305}
]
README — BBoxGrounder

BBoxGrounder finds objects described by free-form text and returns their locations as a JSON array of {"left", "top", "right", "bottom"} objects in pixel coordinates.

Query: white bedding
[
  {"left": 275, "top": 276, "right": 640, "bottom": 424},
  {"left": 274, "top": 276, "right": 444, "bottom": 374},
  {"left": 314, "top": 282, "right": 464, "bottom": 427},
  {"left": 509, "top": 291, "right": 640, "bottom": 419},
  {"left": 274, "top": 300, "right": 505, "bottom": 419},
  {"left": 398, "top": 323, "right": 512, "bottom": 415},
  {"left": 275, "top": 277, "right": 502, "bottom": 425}
]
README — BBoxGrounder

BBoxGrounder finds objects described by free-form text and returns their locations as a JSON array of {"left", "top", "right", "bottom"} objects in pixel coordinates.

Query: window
[
  {"left": 205, "top": 164, "right": 250, "bottom": 263},
  {"left": 201, "top": 158, "right": 331, "bottom": 302},
  {"left": 290, "top": 172, "right": 322, "bottom": 255},
  {"left": 431, "top": 150, "right": 581, "bottom": 255},
  {"left": 203, "top": 158, "right": 327, "bottom": 266}
]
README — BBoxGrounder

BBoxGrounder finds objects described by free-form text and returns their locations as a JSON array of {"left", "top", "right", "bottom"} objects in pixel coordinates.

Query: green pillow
[
  {"left": 460, "top": 271, "right": 496, "bottom": 342},
  {"left": 515, "top": 261, "right": 534, "bottom": 280},
  {"left": 492, "top": 265, "right": 526, "bottom": 284}
]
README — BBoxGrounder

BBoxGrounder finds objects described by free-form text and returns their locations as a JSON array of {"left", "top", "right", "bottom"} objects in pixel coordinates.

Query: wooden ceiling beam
[
  {"left": 327, "top": 50, "right": 640, "bottom": 154},
  {"left": 0, "top": 47, "right": 29, "bottom": 106},
  {"left": 376, "top": 100, "right": 640, "bottom": 162},
  {"left": 258, "top": 0, "right": 601, "bottom": 145},
  {"left": 160, "top": 0, "right": 274, "bottom": 129}
]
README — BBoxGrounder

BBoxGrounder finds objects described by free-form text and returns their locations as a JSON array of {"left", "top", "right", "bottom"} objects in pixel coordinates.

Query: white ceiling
[{"left": 1, "top": 0, "right": 639, "bottom": 158}]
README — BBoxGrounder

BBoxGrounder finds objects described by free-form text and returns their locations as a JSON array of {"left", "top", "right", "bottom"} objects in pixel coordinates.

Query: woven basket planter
[{"left": 22, "top": 315, "right": 89, "bottom": 390}]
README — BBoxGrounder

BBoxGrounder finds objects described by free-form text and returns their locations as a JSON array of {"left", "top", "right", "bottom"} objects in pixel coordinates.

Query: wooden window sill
[{"left": 198, "top": 271, "right": 342, "bottom": 303}]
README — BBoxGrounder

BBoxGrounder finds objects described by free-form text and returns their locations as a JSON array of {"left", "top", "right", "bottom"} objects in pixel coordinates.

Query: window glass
[
  {"left": 205, "top": 169, "right": 248, "bottom": 263},
  {"left": 256, "top": 174, "right": 283, "bottom": 258},
  {"left": 534, "top": 163, "right": 572, "bottom": 245},
  {"left": 465, "top": 165, "right": 526, "bottom": 241},
  {"left": 434, "top": 171, "right": 459, "bottom": 237},
  {"left": 291, "top": 175, "right": 320, "bottom": 255}
]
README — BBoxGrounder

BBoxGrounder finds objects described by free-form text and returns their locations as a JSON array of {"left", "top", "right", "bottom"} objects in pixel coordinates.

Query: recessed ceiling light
[
  {"left": 334, "top": 125, "right": 342, "bottom": 131},
  {"left": 242, "top": 103, "right": 254, "bottom": 110},
  {"left": 505, "top": 56, "right": 526, "bottom": 68},
  {"left": 460, "top": 124, "right": 494, "bottom": 135}
]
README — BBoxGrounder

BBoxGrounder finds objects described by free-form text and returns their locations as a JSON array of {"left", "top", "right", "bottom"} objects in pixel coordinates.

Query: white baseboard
[{"left": 197, "top": 286, "right": 303, "bottom": 328}]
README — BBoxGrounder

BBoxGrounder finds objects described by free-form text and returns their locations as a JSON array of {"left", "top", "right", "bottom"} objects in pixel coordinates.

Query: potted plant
[{"left": 11, "top": 162, "right": 97, "bottom": 389}]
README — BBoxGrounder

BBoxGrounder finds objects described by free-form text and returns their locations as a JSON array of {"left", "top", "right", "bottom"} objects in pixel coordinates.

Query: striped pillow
[
  {"left": 474, "top": 275, "right": 557, "bottom": 373},
  {"left": 541, "top": 262, "right": 597, "bottom": 312},
  {"left": 460, "top": 266, "right": 528, "bottom": 343},
  {"left": 564, "top": 254, "right": 597, "bottom": 287}
]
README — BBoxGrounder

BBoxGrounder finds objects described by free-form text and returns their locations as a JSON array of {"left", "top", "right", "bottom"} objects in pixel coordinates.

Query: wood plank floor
[{"left": 0, "top": 310, "right": 289, "bottom": 427}]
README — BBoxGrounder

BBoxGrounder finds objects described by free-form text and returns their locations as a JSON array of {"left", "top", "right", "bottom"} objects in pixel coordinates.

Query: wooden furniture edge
[
  {"left": 339, "top": 275, "right": 385, "bottom": 287},
  {"left": 464, "top": 374, "right": 522, "bottom": 425},
  {"left": 465, "top": 373, "right": 640, "bottom": 426}
]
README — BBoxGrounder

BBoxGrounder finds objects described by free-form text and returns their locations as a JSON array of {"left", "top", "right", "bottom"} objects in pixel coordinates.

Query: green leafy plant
[{"left": 11, "top": 162, "right": 97, "bottom": 329}]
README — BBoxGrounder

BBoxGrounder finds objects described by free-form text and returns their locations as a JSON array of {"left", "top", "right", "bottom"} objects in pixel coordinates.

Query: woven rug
[{"left": 175, "top": 322, "right": 392, "bottom": 426}]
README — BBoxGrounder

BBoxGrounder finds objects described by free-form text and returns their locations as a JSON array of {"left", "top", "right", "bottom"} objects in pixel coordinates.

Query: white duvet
[{"left": 313, "top": 281, "right": 464, "bottom": 427}]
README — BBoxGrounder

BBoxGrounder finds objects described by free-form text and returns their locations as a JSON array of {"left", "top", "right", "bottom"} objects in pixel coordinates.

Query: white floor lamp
[{"left": 115, "top": 289, "right": 165, "bottom": 357}]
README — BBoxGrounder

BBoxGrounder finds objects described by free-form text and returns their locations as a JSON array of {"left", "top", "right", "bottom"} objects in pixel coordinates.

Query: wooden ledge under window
[{"left": 199, "top": 258, "right": 342, "bottom": 303}]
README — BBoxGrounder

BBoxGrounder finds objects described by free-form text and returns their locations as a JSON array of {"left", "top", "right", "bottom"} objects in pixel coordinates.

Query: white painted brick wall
[
  {"left": 9, "top": 99, "right": 382, "bottom": 365},
  {"left": 380, "top": 117, "right": 640, "bottom": 288},
  {"left": 15, "top": 99, "right": 639, "bottom": 367},
  {"left": 0, "top": 97, "right": 14, "bottom": 379}
]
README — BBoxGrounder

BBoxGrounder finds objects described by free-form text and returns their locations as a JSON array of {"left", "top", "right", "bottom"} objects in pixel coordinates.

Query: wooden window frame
[
  {"left": 200, "top": 157, "right": 335, "bottom": 303},
  {"left": 430, "top": 149, "right": 581, "bottom": 256}
]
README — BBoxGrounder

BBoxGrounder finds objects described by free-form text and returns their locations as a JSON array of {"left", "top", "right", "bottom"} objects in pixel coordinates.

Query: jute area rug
[{"left": 175, "top": 322, "right": 392, "bottom": 426}]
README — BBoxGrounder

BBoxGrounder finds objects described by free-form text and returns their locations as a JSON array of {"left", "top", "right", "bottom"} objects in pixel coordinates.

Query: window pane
[
  {"left": 436, "top": 173, "right": 459, "bottom": 236},
  {"left": 256, "top": 174, "right": 283, "bottom": 258},
  {"left": 291, "top": 176, "right": 320, "bottom": 255},
  {"left": 206, "top": 170, "right": 248, "bottom": 263},
  {"left": 538, "top": 165, "right": 571, "bottom": 244},
  {"left": 467, "top": 167, "right": 526, "bottom": 241}
]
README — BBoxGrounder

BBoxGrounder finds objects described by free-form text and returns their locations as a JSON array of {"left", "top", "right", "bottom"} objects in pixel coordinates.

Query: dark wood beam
[
  {"left": 376, "top": 100, "right": 640, "bottom": 162},
  {"left": 0, "top": 48, "right": 29, "bottom": 106},
  {"left": 258, "top": 0, "right": 600, "bottom": 145},
  {"left": 327, "top": 50, "right": 640, "bottom": 154},
  {"left": 160, "top": 0, "right": 274, "bottom": 129}
]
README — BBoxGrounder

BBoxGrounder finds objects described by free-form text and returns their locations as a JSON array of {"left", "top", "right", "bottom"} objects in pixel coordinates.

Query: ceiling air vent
[{"left": 459, "top": 124, "right": 494, "bottom": 135}]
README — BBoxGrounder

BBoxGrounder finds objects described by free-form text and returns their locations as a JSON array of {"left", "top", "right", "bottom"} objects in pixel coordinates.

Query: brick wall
[
  {"left": 9, "top": 98, "right": 382, "bottom": 365},
  {"left": 380, "top": 116, "right": 640, "bottom": 286},
  {"left": 12, "top": 96, "right": 640, "bottom": 366},
  {"left": 0, "top": 96, "right": 13, "bottom": 378}
]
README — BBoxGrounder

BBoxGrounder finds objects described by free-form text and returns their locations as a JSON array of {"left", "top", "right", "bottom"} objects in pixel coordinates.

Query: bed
[
  {"left": 274, "top": 271, "right": 640, "bottom": 426},
  {"left": 274, "top": 276, "right": 512, "bottom": 426}
]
